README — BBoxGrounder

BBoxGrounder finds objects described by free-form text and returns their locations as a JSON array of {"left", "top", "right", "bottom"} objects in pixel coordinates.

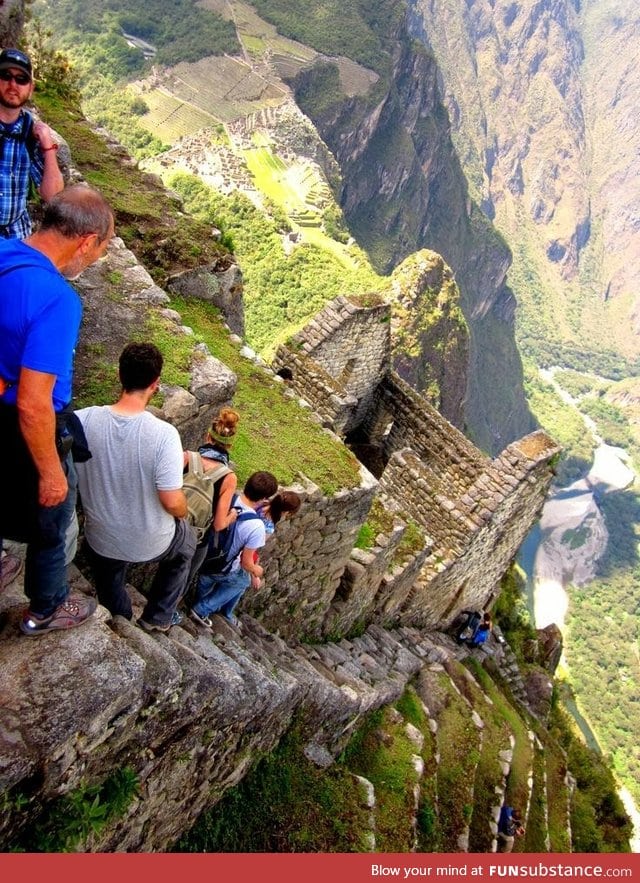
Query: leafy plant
[{"left": 19, "top": 767, "right": 139, "bottom": 852}]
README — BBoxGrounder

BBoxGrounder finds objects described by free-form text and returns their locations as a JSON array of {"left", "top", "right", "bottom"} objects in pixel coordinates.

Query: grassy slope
[
  {"left": 171, "top": 297, "right": 361, "bottom": 492},
  {"left": 168, "top": 172, "right": 384, "bottom": 357},
  {"left": 465, "top": 660, "right": 533, "bottom": 847},
  {"left": 343, "top": 702, "right": 426, "bottom": 852},
  {"left": 175, "top": 727, "right": 371, "bottom": 852},
  {"left": 33, "top": 90, "right": 227, "bottom": 287},
  {"left": 32, "top": 85, "right": 361, "bottom": 495},
  {"left": 444, "top": 661, "right": 514, "bottom": 853}
]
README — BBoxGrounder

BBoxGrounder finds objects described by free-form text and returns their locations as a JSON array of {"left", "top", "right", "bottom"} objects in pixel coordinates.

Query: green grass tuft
[{"left": 170, "top": 296, "right": 361, "bottom": 493}]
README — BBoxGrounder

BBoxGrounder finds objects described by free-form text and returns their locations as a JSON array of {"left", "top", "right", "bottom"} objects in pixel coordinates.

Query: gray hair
[{"left": 40, "top": 185, "right": 114, "bottom": 243}]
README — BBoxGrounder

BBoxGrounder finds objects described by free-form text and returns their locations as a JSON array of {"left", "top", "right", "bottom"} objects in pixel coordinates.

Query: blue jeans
[
  {"left": 85, "top": 518, "right": 196, "bottom": 627},
  {"left": 193, "top": 568, "right": 250, "bottom": 620},
  {"left": 24, "top": 457, "right": 77, "bottom": 617}
]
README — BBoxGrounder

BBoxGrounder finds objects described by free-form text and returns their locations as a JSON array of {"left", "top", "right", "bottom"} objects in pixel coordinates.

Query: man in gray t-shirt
[{"left": 76, "top": 343, "right": 196, "bottom": 631}]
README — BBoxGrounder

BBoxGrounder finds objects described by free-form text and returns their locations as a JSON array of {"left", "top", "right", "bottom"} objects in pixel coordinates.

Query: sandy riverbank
[{"left": 532, "top": 444, "right": 633, "bottom": 629}]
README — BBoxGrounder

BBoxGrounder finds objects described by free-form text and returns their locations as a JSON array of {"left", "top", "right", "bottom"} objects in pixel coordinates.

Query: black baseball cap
[{"left": 0, "top": 48, "right": 33, "bottom": 79}]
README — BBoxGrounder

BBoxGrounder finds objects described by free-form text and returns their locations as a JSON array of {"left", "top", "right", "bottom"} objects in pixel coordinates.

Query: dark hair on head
[
  {"left": 119, "top": 343, "right": 163, "bottom": 392},
  {"left": 244, "top": 471, "right": 278, "bottom": 503},
  {"left": 268, "top": 490, "right": 302, "bottom": 524},
  {"left": 40, "top": 184, "right": 114, "bottom": 243}
]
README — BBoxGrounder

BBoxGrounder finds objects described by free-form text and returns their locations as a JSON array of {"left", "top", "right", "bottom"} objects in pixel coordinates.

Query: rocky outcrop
[
  {"left": 536, "top": 623, "right": 564, "bottom": 674},
  {"left": 168, "top": 261, "right": 245, "bottom": 338},
  {"left": 390, "top": 249, "right": 469, "bottom": 427}
]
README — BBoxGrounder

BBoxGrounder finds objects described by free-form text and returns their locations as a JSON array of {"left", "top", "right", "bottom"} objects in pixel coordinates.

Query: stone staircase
[{"left": 0, "top": 556, "right": 569, "bottom": 852}]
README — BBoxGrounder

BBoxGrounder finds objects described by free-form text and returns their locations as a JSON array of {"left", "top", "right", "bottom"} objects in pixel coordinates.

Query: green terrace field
[
  {"left": 134, "top": 88, "right": 220, "bottom": 143},
  {"left": 219, "top": 0, "right": 317, "bottom": 61},
  {"left": 242, "top": 137, "right": 359, "bottom": 268},
  {"left": 201, "top": 0, "right": 377, "bottom": 95},
  {"left": 140, "top": 56, "right": 287, "bottom": 126}
]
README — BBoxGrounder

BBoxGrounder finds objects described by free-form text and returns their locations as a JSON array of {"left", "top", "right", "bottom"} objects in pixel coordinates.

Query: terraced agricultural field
[
  {"left": 148, "top": 56, "right": 288, "bottom": 123},
  {"left": 134, "top": 88, "right": 219, "bottom": 142},
  {"left": 199, "top": 0, "right": 316, "bottom": 64},
  {"left": 242, "top": 142, "right": 359, "bottom": 267},
  {"left": 199, "top": 0, "right": 375, "bottom": 97},
  {"left": 242, "top": 143, "right": 313, "bottom": 211}
]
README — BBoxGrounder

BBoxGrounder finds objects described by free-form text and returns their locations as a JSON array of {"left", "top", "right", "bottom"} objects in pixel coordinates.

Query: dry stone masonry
[{"left": 274, "top": 296, "right": 560, "bottom": 634}]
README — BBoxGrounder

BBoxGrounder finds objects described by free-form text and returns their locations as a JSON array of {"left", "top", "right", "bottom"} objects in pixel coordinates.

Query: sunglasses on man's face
[{"left": 0, "top": 70, "right": 31, "bottom": 86}]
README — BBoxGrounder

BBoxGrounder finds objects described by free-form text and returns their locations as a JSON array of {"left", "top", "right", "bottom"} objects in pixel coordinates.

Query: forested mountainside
[{"left": 21, "top": 3, "right": 639, "bottom": 431}]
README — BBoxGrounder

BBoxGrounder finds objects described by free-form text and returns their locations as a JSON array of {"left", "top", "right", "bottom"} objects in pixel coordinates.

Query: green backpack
[{"left": 183, "top": 451, "right": 233, "bottom": 543}]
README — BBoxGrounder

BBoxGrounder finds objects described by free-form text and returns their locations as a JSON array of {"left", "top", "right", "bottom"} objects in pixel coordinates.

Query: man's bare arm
[
  {"left": 158, "top": 488, "right": 188, "bottom": 519},
  {"left": 33, "top": 121, "right": 64, "bottom": 201},
  {"left": 16, "top": 367, "right": 67, "bottom": 506},
  {"left": 240, "top": 547, "right": 263, "bottom": 578}
]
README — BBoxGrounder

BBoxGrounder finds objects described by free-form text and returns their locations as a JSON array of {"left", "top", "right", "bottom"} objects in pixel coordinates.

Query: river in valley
[{"left": 517, "top": 368, "right": 640, "bottom": 850}]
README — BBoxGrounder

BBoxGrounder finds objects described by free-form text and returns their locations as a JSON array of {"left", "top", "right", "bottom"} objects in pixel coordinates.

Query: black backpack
[
  {"left": 201, "top": 495, "right": 261, "bottom": 576},
  {"left": 0, "top": 111, "right": 38, "bottom": 158}
]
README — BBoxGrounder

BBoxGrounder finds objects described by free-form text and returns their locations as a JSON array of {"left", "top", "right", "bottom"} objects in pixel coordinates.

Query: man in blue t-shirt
[
  {"left": 0, "top": 48, "right": 64, "bottom": 239},
  {"left": 0, "top": 184, "right": 114, "bottom": 635}
]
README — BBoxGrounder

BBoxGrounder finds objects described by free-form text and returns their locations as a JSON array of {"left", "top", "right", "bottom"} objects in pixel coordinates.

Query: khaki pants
[{"left": 498, "top": 832, "right": 515, "bottom": 853}]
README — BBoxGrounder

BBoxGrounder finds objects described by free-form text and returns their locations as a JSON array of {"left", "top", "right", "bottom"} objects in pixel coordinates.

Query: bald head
[{"left": 40, "top": 185, "right": 114, "bottom": 244}]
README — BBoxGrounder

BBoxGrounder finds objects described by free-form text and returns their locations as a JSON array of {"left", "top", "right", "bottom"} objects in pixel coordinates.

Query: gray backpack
[{"left": 183, "top": 451, "right": 232, "bottom": 543}]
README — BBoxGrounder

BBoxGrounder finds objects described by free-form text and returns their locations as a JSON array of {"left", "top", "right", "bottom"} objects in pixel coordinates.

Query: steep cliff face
[
  {"left": 410, "top": 0, "right": 640, "bottom": 363},
  {"left": 293, "top": 19, "right": 535, "bottom": 452},
  {"left": 581, "top": 0, "right": 640, "bottom": 314},
  {"left": 411, "top": 0, "right": 587, "bottom": 275}
]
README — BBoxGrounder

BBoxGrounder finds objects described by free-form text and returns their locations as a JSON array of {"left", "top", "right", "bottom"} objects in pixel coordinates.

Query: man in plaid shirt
[{"left": 0, "top": 48, "right": 63, "bottom": 239}]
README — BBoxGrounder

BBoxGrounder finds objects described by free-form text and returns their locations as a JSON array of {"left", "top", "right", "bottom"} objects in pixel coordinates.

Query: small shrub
[{"left": 18, "top": 767, "right": 139, "bottom": 852}]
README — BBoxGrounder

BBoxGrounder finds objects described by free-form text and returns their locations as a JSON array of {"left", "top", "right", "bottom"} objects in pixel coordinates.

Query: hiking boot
[
  {"left": 20, "top": 596, "right": 97, "bottom": 636},
  {"left": 1, "top": 553, "right": 23, "bottom": 590},
  {"left": 223, "top": 613, "right": 240, "bottom": 628},
  {"left": 189, "top": 608, "right": 212, "bottom": 629},
  {"left": 137, "top": 617, "right": 171, "bottom": 633},
  {"left": 171, "top": 610, "right": 183, "bottom": 626}
]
